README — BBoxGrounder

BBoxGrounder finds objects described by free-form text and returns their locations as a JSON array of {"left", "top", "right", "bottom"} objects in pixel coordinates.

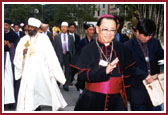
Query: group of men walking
[{"left": 4, "top": 13, "right": 164, "bottom": 111}]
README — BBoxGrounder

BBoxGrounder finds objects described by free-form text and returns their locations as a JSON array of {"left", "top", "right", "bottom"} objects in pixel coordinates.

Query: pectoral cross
[
  {"left": 24, "top": 40, "right": 30, "bottom": 48},
  {"left": 24, "top": 40, "right": 30, "bottom": 58}
]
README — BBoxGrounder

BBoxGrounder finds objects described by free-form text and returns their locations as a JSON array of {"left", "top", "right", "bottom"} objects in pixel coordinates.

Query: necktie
[
  {"left": 63, "top": 34, "right": 67, "bottom": 54},
  {"left": 16, "top": 32, "right": 20, "bottom": 37}
]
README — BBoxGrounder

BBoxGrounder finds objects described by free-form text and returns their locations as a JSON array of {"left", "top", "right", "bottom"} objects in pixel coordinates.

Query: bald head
[{"left": 41, "top": 24, "right": 49, "bottom": 32}]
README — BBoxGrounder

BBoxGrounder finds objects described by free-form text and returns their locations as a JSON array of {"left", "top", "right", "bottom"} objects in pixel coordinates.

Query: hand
[
  {"left": 4, "top": 40, "right": 7, "bottom": 45},
  {"left": 6, "top": 41, "right": 11, "bottom": 48},
  {"left": 106, "top": 58, "right": 119, "bottom": 74},
  {"left": 145, "top": 74, "right": 154, "bottom": 84},
  {"left": 23, "top": 48, "right": 28, "bottom": 55}
]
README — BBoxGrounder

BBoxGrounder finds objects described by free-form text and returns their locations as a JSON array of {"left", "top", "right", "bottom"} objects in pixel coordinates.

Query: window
[
  {"left": 102, "top": 10, "right": 105, "bottom": 15},
  {"left": 103, "top": 4, "right": 105, "bottom": 8}
]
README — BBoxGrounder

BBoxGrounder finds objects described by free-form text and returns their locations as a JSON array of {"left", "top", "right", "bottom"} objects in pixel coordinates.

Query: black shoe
[
  {"left": 63, "top": 86, "right": 69, "bottom": 91},
  {"left": 35, "top": 106, "right": 41, "bottom": 111},
  {"left": 69, "top": 83, "right": 73, "bottom": 86}
]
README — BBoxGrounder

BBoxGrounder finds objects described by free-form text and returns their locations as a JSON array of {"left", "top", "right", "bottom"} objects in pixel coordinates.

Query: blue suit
[{"left": 124, "top": 37, "right": 164, "bottom": 111}]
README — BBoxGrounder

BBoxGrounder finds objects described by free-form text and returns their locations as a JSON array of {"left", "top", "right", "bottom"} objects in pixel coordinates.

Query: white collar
[{"left": 104, "top": 43, "right": 110, "bottom": 46}]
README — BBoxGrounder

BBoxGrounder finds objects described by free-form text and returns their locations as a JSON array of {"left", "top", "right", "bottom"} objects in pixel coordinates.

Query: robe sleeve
[
  {"left": 44, "top": 35, "right": 66, "bottom": 85},
  {"left": 13, "top": 38, "right": 25, "bottom": 80}
]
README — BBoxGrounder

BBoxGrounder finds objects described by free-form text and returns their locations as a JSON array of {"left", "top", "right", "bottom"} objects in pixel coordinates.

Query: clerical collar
[{"left": 104, "top": 43, "right": 110, "bottom": 46}]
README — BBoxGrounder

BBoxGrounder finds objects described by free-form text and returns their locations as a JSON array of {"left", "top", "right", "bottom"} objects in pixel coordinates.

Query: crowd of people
[{"left": 4, "top": 14, "right": 164, "bottom": 111}]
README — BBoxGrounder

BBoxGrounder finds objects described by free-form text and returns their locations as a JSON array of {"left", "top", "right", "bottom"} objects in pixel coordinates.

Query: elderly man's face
[
  {"left": 41, "top": 24, "right": 48, "bottom": 32},
  {"left": 96, "top": 18, "right": 117, "bottom": 43},
  {"left": 61, "top": 26, "right": 68, "bottom": 34},
  {"left": 85, "top": 27, "right": 95, "bottom": 38}
]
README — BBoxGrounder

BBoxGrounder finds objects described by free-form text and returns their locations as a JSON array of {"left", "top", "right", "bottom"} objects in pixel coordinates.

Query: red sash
[
  {"left": 85, "top": 77, "right": 123, "bottom": 94},
  {"left": 85, "top": 77, "right": 128, "bottom": 110}
]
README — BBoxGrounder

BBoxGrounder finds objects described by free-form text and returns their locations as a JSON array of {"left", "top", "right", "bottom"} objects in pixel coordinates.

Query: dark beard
[{"left": 28, "top": 30, "right": 37, "bottom": 37}]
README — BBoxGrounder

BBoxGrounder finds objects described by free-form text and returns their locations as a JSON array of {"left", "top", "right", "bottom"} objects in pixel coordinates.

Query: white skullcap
[
  {"left": 61, "top": 22, "right": 68, "bottom": 27},
  {"left": 28, "top": 17, "right": 41, "bottom": 28},
  {"left": 20, "top": 23, "right": 24, "bottom": 27}
]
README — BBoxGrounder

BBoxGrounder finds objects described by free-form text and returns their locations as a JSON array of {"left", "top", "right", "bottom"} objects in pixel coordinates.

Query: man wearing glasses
[{"left": 72, "top": 14, "right": 149, "bottom": 111}]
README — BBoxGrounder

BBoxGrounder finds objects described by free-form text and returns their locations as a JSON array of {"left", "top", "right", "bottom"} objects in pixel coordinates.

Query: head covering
[
  {"left": 28, "top": 17, "right": 41, "bottom": 28},
  {"left": 20, "top": 23, "right": 24, "bottom": 27},
  {"left": 61, "top": 22, "right": 68, "bottom": 27},
  {"left": 4, "top": 18, "right": 12, "bottom": 24},
  {"left": 98, "top": 14, "right": 115, "bottom": 21},
  {"left": 84, "top": 24, "right": 94, "bottom": 30}
]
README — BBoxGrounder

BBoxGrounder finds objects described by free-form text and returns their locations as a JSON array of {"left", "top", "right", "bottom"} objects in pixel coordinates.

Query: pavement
[
  {"left": 4, "top": 77, "right": 132, "bottom": 111},
  {"left": 4, "top": 80, "right": 79, "bottom": 111}
]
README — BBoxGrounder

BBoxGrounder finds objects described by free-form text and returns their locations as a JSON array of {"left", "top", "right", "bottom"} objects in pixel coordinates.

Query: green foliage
[{"left": 4, "top": 4, "right": 97, "bottom": 26}]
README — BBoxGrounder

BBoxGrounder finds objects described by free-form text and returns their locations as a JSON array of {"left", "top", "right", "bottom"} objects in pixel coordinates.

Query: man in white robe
[{"left": 14, "top": 17, "right": 67, "bottom": 111}]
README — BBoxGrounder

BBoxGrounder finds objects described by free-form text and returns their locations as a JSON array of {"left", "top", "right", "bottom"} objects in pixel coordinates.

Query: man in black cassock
[
  {"left": 4, "top": 18, "right": 19, "bottom": 110},
  {"left": 72, "top": 14, "right": 151, "bottom": 111}
]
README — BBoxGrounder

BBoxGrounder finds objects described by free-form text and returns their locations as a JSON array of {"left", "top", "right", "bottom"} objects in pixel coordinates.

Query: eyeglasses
[{"left": 101, "top": 28, "right": 116, "bottom": 34}]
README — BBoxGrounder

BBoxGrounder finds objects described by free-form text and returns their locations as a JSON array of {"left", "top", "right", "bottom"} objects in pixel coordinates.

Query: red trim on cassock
[
  {"left": 86, "top": 69, "right": 91, "bottom": 81},
  {"left": 113, "top": 48, "right": 121, "bottom": 73},
  {"left": 124, "top": 75, "right": 131, "bottom": 78},
  {"left": 121, "top": 75, "right": 128, "bottom": 110},
  {"left": 69, "top": 64, "right": 90, "bottom": 76},
  {"left": 124, "top": 85, "right": 131, "bottom": 88},
  {"left": 124, "top": 61, "right": 136, "bottom": 70},
  {"left": 104, "top": 94, "right": 108, "bottom": 111},
  {"left": 98, "top": 46, "right": 103, "bottom": 67},
  {"left": 69, "top": 64, "right": 81, "bottom": 70},
  {"left": 105, "top": 46, "right": 108, "bottom": 60},
  {"left": 97, "top": 37, "right": 105, "bottom": 45}
]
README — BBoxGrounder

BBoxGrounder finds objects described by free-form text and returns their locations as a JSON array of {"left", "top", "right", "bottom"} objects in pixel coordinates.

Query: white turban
[
  {"left": 28, "top": 17, "right": 41, "bottom": 28},
  {"left": 61, "top": 22, "right": 68, "bottom": 27}
]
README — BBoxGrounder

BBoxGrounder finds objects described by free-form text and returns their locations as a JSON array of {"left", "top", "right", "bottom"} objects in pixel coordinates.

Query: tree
[
  {"left": 117, "top": 4, "right": 164, "bottom": 45},
  {"left": 4, "top": 4, "right": 97, "bottom": 37},
  {"left": 4, "top": 4, "right": 42, "bottom": 24},
  {"left": 136, "top": 4, "right": 164, "bottom": 44}
]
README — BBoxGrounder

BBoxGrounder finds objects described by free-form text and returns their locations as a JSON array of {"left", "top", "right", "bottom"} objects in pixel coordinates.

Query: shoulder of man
[
  {"left": 81, "top": 40, "right": 96, "bottom": 51},
  {"left": 75, "top": 33, "right": 80, "bottom": 37},
  {"left": 54, "top": 33, "right": 61, "bottom": 38}
]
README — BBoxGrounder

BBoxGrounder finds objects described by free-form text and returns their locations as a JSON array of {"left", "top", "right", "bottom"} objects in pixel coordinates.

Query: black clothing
[
  {"left": 73, "top": 39, "right": 147, "bottom": 111},
  {"left": 125, "top": 37, "right": 164, "bottom": 110}
]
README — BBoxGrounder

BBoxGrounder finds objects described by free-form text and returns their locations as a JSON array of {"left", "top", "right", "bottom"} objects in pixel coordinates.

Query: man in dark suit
[
  {"left": 68, "top": 22, "right": 80, "bottom": 51},
  {"left": 13, "top": 24, "right": 25, "bottom": 47},
  {"left": 114, "top": 16, "right": 129, "bottom": 43},
  {"left": 53, "top": 22, "right": 75, "bottom": 91},
  {"left": 77, "top": 24, "right": 95, "bottom": 57},
  {"left": 125, "top": 19, "right": 164, "bottom": 111},
  {"left": 68, "top": 23, "right": 80, "bottom": 84},
  {"left": 41, "top": 23, "right": 53, "bottom": 45}
]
